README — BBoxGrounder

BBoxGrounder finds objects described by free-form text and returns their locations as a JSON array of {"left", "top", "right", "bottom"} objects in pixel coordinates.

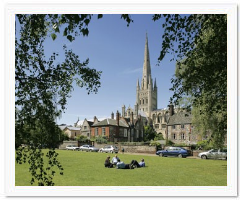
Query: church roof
[{"left": 167, "top": 112, "right": 192, "bottom": 125}]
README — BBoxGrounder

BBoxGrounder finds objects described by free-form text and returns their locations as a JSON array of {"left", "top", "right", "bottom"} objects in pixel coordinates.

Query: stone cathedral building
[{"left": 121, "top": 34, "right": 193, "bottom": 142}]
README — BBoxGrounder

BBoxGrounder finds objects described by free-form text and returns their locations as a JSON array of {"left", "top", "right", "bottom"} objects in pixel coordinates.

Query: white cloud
[{"left": 122, "top": 67, "right": 142, "bottom": 74}]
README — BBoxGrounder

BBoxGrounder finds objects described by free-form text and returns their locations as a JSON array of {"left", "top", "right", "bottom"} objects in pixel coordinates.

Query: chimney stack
[
  {"left": 116, "top": 110, "right": 120, "bottom": 126},
  {"left": 169, "top": 104, "right": 174, "bottom": 116},
  {"left": 130, "top": 112, "right": 134, "bottom": 124}
]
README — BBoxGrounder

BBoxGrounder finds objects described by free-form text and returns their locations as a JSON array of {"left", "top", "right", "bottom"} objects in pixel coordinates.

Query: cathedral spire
[{"left": 142, "top": 33, "right": 151, "bottom": 89}]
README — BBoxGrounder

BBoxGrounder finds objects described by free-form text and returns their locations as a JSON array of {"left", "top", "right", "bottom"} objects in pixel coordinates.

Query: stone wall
[
  {"left": 58, "top": 141, "right": 78, "bottom": 150},
  {"left": 94, "top": 143, "right": 156, "bottom": 154}
]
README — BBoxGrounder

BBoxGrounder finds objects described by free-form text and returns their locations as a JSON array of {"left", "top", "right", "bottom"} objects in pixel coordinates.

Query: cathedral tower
[{"left": 136, "top": 33, "right": 157, "bottom": 117}]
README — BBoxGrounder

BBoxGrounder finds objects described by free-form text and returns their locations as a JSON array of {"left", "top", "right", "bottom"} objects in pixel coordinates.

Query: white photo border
[{"left": 5, "top": 3, "right": 237, "bottom": 197}]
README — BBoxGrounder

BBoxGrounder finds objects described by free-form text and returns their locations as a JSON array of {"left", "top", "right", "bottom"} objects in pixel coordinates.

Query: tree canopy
[
  {"left": 153, "top": 14, "right": 227, "bottom": 147},
  {"left": 15, "top": 14, "right": 133, "bottom": 186}
]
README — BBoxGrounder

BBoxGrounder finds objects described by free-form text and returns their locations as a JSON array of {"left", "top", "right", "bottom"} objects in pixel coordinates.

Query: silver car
[
  {"left": 79, "top": 145, "right": 99, "bottom": 152},
  {"left": 198, "top": 149, "right": 227, "bottom": 160},
  {"left": 99, "top": 145, "right": 118, "bottom": 153},
  {"left": 66, "top": 145, "right": 79, "bottom": 151}
]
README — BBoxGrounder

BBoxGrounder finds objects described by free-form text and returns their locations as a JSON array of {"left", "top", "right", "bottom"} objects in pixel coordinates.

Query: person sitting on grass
[
  {"left": 111, "top": 154, "right": 120, "bottom": 165},
  {"left": 104, "top": 156, "right": 113, "bottom": 168},
  {"left": 130, "top": 158, "right": 145, "bottom": 168}
]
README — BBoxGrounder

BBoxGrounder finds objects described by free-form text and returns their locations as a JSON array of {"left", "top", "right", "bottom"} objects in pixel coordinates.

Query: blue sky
[{"left": 44, "top": 14, "right": 176, "bottom": 125}]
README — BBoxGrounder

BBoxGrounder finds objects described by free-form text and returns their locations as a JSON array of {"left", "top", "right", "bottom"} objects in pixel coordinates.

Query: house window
[
  {"left": 124, "top": 129, "right": 127, "bottom": 137},
  {"left": 75, "top": 132, "right": 77, "bottom": 136},
  {"left": 172, "top": 125, "right": 175, "bottom": 129},
  {"left": 140, "top": 99, "right": 141, "bottom": 105},
  {"left": 181, "top": 124, "right": 185, "bottom": 129},
  {"left": 84, "top": 126, "right": 87, "bottom": 130},
  {"left": 102, "top": 127, "right": 106, "bottom": 136},
  {"left": 172, "top": 133, "right": 176, "bottom": 140},
  {"left": 181, "top": 133, "right": 185, "bottom": 140},
  {"left": 162, "top": 124, "right": 166, "bottom": 129},
  {"left": 146, "top": 98, "right": 148, "bottom": 104},
  {"left": 95, "top": 128, "right": 98, "bottom": 136},
  {"left": 155, "top": 124, "right": 159, "bottom": 129},
  {"left": 143, "top": 99, "right": 144, "bottom": 104}
]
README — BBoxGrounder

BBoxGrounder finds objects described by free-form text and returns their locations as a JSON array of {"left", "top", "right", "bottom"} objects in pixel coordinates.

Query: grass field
[{"left": 15, "top": 149, "right": 227, "bottom": 186}]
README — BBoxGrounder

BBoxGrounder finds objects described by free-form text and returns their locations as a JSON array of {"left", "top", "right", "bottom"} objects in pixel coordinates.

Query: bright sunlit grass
[{"left": 15, "top": 149, "right": 227, "bottom": 186}]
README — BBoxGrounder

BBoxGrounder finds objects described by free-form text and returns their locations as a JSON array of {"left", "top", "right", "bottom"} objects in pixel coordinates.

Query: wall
[
  {"left": 58, "top": 141, "right": 78, "bottom": 150},
  {"left": 94, "top": 142, "right": 156, "bottom": 154}
]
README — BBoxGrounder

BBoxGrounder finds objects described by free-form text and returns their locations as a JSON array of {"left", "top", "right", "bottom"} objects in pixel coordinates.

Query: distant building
[
  {"left": 166, "top": 109, "right": 194, "bottom": 145},
  {"left": 91, "top": 111, "right": 144, "bottom": 142},
  {"left": 81, "top": 117, "right": 99, "bottom": 139},
  {"left": 62, "top": 126, "right": 81, "bottom": 140}
]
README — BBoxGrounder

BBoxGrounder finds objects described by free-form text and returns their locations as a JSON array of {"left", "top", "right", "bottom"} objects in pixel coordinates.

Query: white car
[
  {"left": 198, "top": 149, "right": 227, "bottom": 160},
  {"left": 99, "top": 145, "right": 118, "bottom": 153},
  {"left": 79, "top": 145, "right": 99, "bottom": 152},
  {"left": 66, "top": 145, "right": 79, "bottom": 151}
]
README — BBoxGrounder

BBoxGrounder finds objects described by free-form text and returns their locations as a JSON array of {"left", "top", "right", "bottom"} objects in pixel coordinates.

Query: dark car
[{"left": 156, "top": 147, "right": 190, "bottom": 158}]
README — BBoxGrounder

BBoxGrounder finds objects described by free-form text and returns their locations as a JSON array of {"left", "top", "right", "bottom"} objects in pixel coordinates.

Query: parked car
[
  {"left": 99, "top": 145, "right": 118, "bottom": 153},
  {"left": 156, "top": 147, "right": 191, "bottom": 158},
  {"left": 198, "top": 149, "right": 227, "bottom": 160},
  {"left": 79, "top": 145, "right": 99, "bottom": 152},
  {"left": 66, "top": 145, "right": 79, "bottom": 151}
]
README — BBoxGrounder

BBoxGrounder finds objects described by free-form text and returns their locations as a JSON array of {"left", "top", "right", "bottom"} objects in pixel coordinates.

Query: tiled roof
[
  {"left": 92, "top": 118, "right": 129, "bottom": 128},
  {"left": 59, "top": 125, "right": 67, "bottom": 130},
  {"left": 65, "top": 127, "right": 81, "bottom": 131},
  {"left": 167, "top": 112, "right": 192, "bottom": 125},
  {"left": 87, "top": 121, "right": 94, "bottom": 126}
]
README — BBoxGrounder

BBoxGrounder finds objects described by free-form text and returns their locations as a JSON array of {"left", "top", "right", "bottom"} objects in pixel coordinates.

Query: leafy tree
[
  {"left": 76, "top": 135, "right": 88, "bottom": 143},
  {"left": 144, "top": 125, "right": 157, "bottom": 141},
  {"left": 15, "top": 14, "right": 133, "bottom": 185},
  {"left": 153, "top": 14, "right": 227, "bottom": 148}
]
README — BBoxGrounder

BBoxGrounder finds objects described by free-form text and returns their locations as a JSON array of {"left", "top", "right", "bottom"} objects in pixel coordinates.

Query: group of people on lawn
[{"left": 104, "top": 154, "right": 145, "bottom": 169}]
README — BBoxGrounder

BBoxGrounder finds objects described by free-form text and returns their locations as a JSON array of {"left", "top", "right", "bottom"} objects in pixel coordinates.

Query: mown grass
[{"left": 15, "top": 149, "right": 227, "bottom": 186}]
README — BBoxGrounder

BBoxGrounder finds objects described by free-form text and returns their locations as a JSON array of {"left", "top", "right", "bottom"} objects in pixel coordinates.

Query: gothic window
[
  {"left": 75, "top": 132, "right": 77, "bottom": 136},
  {"left": 140, "top": 99, "right": 141, "bottom": 105},
  {"left": 181, "top": 124, "right": 185, "bottom": 129},
  {"left": 155, "top": 124, "right": 159, "bottom": 129},
  {"left": 172, "top": 125, "right": 175, "bottom": 129},
  {"left": 146, "top": 98, "right": 148, "bottom": 104},
  {"left": 143, "top": 99, "right": 144, "bottom": 104}
]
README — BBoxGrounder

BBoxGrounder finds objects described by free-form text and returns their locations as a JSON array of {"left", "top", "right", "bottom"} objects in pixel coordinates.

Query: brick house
[{"left": 91, "top": 111, "right": 144, "bottom": 142}]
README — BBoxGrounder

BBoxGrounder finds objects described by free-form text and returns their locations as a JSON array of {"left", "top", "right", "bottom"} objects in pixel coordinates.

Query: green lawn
[{"left": 15, "top": 149, "right": 227, "bottom": 186}]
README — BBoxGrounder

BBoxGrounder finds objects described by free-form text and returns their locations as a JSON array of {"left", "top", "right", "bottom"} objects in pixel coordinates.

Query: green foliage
[
  {"left": 154, "top": 14, "right": 227, "bottom": 148},
  {"left": 15, "top": 14, "right": 105, "bottom": 186},
  {"left": 143, "top": 125, "right": 157, "bottom": 141},
  {"left": 196, "top": 140, "right": 214, "bottom": 150},
  {"left": 166, "top": 140, "right": 174, "bottom": 146},
  {"left": 16, "top": 147, "right": 63, "bottom": 186},
  {"left": 154, "top": 133, "right": 164, "bottom": 141},
  {"left": 95, "top": 136, "right": 108, "bottom": 144},
  {"left": 76, "top": 135, "right": 88, "bottom": 142}
]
